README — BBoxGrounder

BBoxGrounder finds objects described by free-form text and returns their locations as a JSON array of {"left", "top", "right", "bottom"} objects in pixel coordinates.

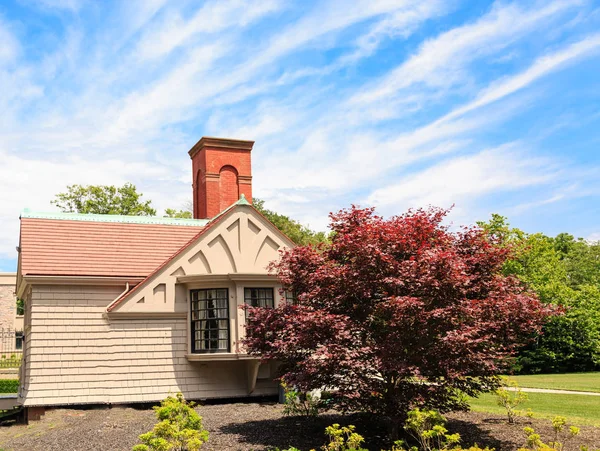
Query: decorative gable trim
[{"left": 106, "top": 202, "right": 294, "bottom": 314}]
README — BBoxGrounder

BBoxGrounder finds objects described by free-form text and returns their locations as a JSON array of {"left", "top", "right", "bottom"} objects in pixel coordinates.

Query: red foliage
[{"left": 243, "top": 206, "right": 556, "bottom": 422}]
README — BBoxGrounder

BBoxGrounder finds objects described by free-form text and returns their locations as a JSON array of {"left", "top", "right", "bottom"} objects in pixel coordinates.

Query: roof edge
[{"left": 20, "top": 210, "right": 209, "bottom": 227}]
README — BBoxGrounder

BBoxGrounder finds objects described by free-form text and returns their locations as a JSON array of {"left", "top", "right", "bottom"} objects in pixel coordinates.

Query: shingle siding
[{"left": 22, "top": 285, "right": 277, "bottom": 406}]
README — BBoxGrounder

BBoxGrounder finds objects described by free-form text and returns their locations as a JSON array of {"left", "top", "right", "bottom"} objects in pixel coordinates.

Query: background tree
[
  {"left": 164, "top": 208, "right": 192, "bottom": 219},
  {"left": 52, "top": 183, "right": 156, "bottom": 216},
  {"left": 244, "top": 206, "right": 554, "bottom": 434},
  {"left": 253, "top": 198, "right": 328, "bottom": 246},
  {"left": 478, "top": 215, "right": 600, "bottom": 373}
]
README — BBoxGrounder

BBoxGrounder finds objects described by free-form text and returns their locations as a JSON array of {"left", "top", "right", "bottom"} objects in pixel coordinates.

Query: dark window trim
[{"left": 190, "top": 288, "right": 230, "bottom": 354}]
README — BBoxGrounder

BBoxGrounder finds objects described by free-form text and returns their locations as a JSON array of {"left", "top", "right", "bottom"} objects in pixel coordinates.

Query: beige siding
[{"left": 23, "top": 285, "right": 277, "bottom": 406}]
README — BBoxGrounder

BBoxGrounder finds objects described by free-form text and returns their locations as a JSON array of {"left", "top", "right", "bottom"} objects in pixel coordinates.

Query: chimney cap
[{"left": 188, "top": 136, "right": 255, "bottom": 159}]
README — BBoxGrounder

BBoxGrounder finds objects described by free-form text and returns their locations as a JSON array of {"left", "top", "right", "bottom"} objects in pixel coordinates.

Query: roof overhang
[
  {"left": 177, "top": 273, "right": 279, "bottom": 284},
  {"left": 17, "top": 275, "right": 144, "bottom": 299}
]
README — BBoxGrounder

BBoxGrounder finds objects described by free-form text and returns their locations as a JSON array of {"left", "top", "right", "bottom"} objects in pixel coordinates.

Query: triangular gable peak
[{"left": 107, "top": 204, "right": 294, "bottom": 314}]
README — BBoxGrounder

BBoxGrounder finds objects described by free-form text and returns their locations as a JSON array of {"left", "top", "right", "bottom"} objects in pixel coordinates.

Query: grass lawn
[
  {"left": 469, "top": 391, "right": 600, "bottom": 426},
  {"left": 509, "top": 372, "right": 600, "bottom": 393}
]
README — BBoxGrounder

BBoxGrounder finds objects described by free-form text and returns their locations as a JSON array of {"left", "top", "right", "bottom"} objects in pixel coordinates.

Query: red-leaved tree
[{"left": 243, "top": 206, "right": 556, "bottom": 431}]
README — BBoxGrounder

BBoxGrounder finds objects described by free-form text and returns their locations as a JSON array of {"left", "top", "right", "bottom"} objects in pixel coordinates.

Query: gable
[{"left": 108, "top": 205, "right": 293, "bottom": 313}]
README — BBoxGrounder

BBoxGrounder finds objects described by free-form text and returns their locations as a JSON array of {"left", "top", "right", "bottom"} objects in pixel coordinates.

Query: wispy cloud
[
  {"left": 133, "top": 0, "right": 282, "bottom": 61},
  {"left": 350, "top": 0, "right": 582, "bottom": 106},
  {"left": 0, "top": 17, "right": 19, "bottom": 63},
  {"left": 366, "top": 143, "right": 556, "bottom": 209}
]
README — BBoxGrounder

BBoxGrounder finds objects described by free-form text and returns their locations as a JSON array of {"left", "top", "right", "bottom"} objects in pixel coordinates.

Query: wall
[
  {"left": 21, "top": 284, "right": 278, "bottom": 406},
  {"left": 0, "top": 273, "right": 17, "bottom": 331}
]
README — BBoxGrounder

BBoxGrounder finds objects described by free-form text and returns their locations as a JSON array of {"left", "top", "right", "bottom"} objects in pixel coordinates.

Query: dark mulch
[{"left": 0, "top": 402, "right": 598, "bottom": 451}]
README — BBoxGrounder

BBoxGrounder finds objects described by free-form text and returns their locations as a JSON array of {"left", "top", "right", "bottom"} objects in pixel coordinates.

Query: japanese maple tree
[{"left": 243, "top": 206, "right": 556, "bottom": 431}]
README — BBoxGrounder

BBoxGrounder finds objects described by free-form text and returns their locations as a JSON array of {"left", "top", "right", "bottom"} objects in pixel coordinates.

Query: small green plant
[
  {"left": 282, "top": 382, "right": 323, "bottom": 417},
  {"left": 519, "top": 416, "right": 580, "bottom": 451},
  {"left": 495, "top": 377, "right": 528, "bottom": 424},
  {"left": 322, "top": 424, "right": 367, "bottom": 451},
  {"left": 402, "top": 409, "right": 461, "bottom": 451},
  {"left": 132, "top": 393, "right": 208, "bottom": 451},
  {"left": 274, "top": 419, "right": 495, "bottom": 451}
]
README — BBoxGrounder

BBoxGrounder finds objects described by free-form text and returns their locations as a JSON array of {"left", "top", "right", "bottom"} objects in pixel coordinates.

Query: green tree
[
  {"left": 164, "top": 208, "right": 193, "bottom": 219},
  {"left": 478, "top": 215, "right": 600, "bottom": 373},
  {"left": 52, "top": 183, "right": 156, "bottom": 216},
  {"left": 253, "top": 198, "right": 328, "bottom": 246}
]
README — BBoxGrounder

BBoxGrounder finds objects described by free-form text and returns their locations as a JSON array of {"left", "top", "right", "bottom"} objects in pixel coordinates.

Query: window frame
[{"left": 190, "top": 288, "right": 230, "bottom": 354}]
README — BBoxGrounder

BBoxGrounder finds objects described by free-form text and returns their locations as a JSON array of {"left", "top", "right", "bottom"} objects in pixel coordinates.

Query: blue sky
[{"left": 1, "top": 0, "right": 600, "bottom": 271}]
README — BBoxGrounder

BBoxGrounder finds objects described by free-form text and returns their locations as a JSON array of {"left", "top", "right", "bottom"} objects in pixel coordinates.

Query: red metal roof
[{"left": 20, "top": 215, "right": 206, "bottom": 277}]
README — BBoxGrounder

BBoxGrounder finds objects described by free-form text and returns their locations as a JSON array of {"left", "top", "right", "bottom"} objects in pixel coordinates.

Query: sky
[{"left": 1, "top": 0, "right": 600, "bottom": 272}]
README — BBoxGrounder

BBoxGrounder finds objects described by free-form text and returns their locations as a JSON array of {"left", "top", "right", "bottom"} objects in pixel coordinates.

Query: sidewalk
[{"left": 509, "top": 387, "right": 600, "bottom": 396}]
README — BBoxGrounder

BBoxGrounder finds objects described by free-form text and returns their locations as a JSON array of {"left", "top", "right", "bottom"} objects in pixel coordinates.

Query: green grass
[
  {"left": 509, "top": 372, "right": 600, "bottom": 393},
  {"left": 469, "top": 392, "right": 600, "bottom": 426}
]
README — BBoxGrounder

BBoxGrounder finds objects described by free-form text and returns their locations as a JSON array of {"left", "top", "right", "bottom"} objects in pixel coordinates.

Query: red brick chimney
[{"left": 188, "top": 137, "right": 254, "bottom": 219}]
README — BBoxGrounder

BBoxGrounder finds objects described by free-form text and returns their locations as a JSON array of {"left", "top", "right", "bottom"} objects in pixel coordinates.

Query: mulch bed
[{"left": 0, "top": 402, "right": 598, "bottom": 451}]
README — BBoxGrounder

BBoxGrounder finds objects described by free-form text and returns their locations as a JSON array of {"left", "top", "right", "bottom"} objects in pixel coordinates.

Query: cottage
[{"left": 15, "top": 137, "right": 295, "bottom": 418}]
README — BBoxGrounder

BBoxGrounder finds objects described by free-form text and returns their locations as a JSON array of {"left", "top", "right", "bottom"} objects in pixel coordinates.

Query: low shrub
[
  {"left": 132, "top": 392, "right": 208, "bottom": 451},
  {"left": 518, "top": 416, "right": 581, "bottom": 451},
  {"left": 282, "top": 382, "right": 325, "bottom": 417},
  {"left": 272, "top": 409, "right": 495, "bottom": 451},
  {"left": 495, "top": 377, "right": 528, "bottom": 424},
  {"left": 0, "top": 379, "right": 19, "bottom": 394}
]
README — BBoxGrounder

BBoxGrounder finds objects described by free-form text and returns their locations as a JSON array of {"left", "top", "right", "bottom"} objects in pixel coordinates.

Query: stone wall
[{"left": 0, "top": 273, "right": 17, "bottom": 331}]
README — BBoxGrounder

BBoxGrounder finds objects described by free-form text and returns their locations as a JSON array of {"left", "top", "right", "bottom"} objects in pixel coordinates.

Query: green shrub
[
  {"left": 398, "top": 408, "right": 461, "bottom": 451},
  {"left": 0, "top": 379, "right": 19, "bottom": 393},
  {"left": 322, "top": 424, "right": 367, "bottom": 451},
  {"left": 518, "top": 416, "right": 580, "bottom": 451},
  {"left": 132, "top": 393, "right": 208, "bottom": 451},
  {"left": 282, "top": 382, "right": 324, "bottom": 417},
  {"left": 495, "top": 377, "right": 528, "bottom": 424},
  {"left": 273, "top": 410, "right": 496, "bottom": 451}
]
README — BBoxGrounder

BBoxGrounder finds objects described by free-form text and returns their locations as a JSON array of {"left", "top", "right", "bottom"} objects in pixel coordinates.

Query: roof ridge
[{"left": 20, "top": 210, "right": 210, "bottom": 227}]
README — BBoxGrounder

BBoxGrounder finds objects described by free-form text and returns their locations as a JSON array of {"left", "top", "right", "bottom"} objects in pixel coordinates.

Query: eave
[
  {"left": 18, "top": 275, "right": 144, "bottom": 298},
  {"left": 177, "top": 273, "right": 279, "bottom": 284}
]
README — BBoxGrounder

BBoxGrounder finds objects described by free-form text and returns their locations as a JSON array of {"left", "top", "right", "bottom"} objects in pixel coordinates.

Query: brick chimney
[{"left": 188, "top": 137, "right": 254, "bottom": 219}]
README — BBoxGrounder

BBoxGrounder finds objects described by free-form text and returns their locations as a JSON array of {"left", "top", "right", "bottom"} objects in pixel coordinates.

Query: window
[
  {"left": 190, "top": 289, "right": 229, "bottom": 353},
  {"left": 284, "top": 290, "right": 298, "bottom": 305},
  {"left": 15, "top": 331, "right": 23, "bottom": 350},
  {"left": 244, "top": 288, "right": 274, "bottom": 308}
]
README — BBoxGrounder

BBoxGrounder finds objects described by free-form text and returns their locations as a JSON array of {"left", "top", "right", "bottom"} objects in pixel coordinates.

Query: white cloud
[
  {"left": 134, "top": 0, "right": 282, "bottom": 61},
  {"left": 350, "top": 0, "right": 582, "bottom": 105},
  {"left": 441, "top": 33, "right": 600, "bottom": 123},
  {"left": 0, "top": 17, "right": 19, "bottom": 63},
  {"left": 366, "top": 144, "right": 556, "bottom": 210},
  {"left": 587, "top": 232, "right": 600, "bottom": 242}
]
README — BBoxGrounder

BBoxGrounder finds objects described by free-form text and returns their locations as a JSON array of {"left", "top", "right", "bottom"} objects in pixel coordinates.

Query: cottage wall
[{"left": 22, "top": 284, "right": 277, "bottom": 407}]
